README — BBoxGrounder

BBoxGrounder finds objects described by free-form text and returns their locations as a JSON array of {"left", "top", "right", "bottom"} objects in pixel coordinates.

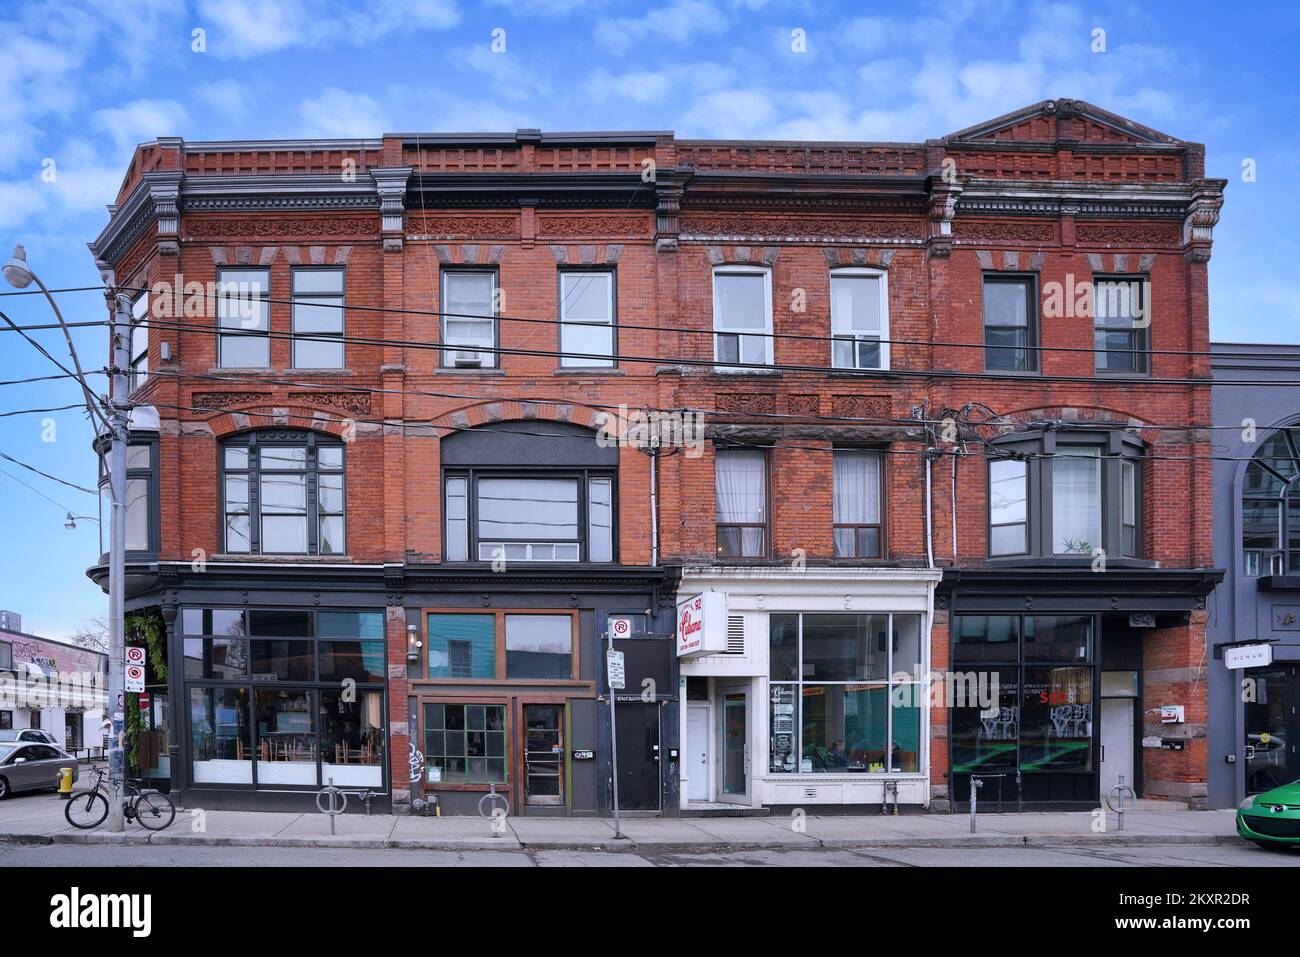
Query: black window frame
[
  {"left": 557, "top": 267, "right": 617, "bottom": 368},
  {"left": 442, "top": 467, "right": 617, "bottom": 564},
  {"left": 1241, "top": 427, "right": 1300, "bottom": 576},
  {"left": 129, "top": 291, "right": 149, "bottom": 395},
  {"left": 220, "top": 430, "right": 346, "bottom": 556},
  {"left": 1092, "top": 274, "right": 1150, "bottom": 376},
  {"left": 986, "top": 429, "right": 1143, "bottom": 561},
  {"left": 290, "top": 265, "right": 346, "bottom": 370},
  {"left": 97, "top": 433, "right": 159, "bottom": 557},
  {"left": 440, "top": 267, "right": 499, "bottom": 369},
  {"left": 982, "top": 273, "right": 1039, "bottom": 373},
  {"left": 715, "top": 445, "right": 770, "bottom": 559}
]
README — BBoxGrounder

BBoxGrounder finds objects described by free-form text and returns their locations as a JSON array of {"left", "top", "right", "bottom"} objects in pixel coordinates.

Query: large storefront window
[
  {"left": 423, "top": 703, "right": 508, "bottom": 785},
  {"left": 951, "top": 614, "right": 1095, "bottom": 803},
  {"left": 183, "top": 608, "right": 385, "bottom": 790},
  {"left": 768, "top": 613, "right": 923, "bottom": 774}
]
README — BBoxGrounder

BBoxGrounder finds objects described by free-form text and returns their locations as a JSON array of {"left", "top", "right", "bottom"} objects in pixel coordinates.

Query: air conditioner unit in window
[{"left": 453, "top": 350, "right": 484, "bottom": 367}]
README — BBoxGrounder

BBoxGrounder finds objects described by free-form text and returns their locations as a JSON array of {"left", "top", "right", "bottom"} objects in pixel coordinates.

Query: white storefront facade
[{"left": 676, "top": 565, "right": 942, "bottom": 811}]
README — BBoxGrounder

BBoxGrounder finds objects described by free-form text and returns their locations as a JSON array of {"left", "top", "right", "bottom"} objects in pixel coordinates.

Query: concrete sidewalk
[{"left": 0, "top": 793, "right": 1242, "bottom": 852}]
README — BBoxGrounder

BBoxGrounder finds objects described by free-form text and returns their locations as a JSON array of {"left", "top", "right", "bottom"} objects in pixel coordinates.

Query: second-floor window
[
  {"left": 217, "top": 268, "right": 270, "bottom": 369},
  {"left": 292, "top": 268, "right": 344, "bottom": 369},
  {"left": 442, "top": 270, "right": 496, "bottom": 368},
  {"left": 986, "top": 431, "right": 1142, "bottom": 560},
  {"left": 129, "top": 292, "right": 148, "bottom": 394},
  {"left": 559, "top": 270, "right": 615, "bottom": 367},
  {"left": 831, "top": 269, "right": 889, "bottom": 370},
  {"left": 222, "top": 431, "right": 345, "bottom": 555},
  {"left": 444, "top": 471, "right": 613, "bottom": 563},
  {"left": 1094, "top": 276, "right": 1149, "bottom": 374},
  {"left": 833, "top": 449, "right": 883, "bottom": 558},
  {"left": 716, "top": 447, "right": 767, "bottom": 558},
  {"left": 713, "top": 266, "right": 772, "bottom": 368},
  {"left": 983, "top": 275, "right": 1037, "bottom": 372},
  {"left": 99, "top": 441, "right": 155, "bottom": 555}
]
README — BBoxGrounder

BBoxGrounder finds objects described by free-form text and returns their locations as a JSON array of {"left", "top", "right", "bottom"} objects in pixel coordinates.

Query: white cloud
[
  {"left": 448, "top": 44, "right": 545, "bottom": 102},
  {"left": 195, "top": 79, "right": 254, "bottom": 121},
  {"left": 196, "top": 0, "right": 459, "bottom": 58},
  {"left": 91, "top": 99, "right": 190, "bottom": 157},
  {"left": 298, "top": 88, "right": 390, "bottom": 137},
  {"left": 595, "top": 0, "right": 728, "bottom": 54}
]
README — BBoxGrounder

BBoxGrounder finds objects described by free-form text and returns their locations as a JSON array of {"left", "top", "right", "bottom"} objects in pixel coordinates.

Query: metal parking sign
[
  {"left": 126, "top": 646, "right": 146, "bottom": 666},
  {"left": 125, "top": 663, "right": 145, "bottom": 693},
  {"left": 606, "top": 648, "right": 625, "bottom": 690}
]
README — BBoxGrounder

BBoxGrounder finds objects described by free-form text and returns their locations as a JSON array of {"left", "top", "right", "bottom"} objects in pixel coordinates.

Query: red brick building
[{"left": 88, "top": 98, "right": 1224, "bottom": 814}]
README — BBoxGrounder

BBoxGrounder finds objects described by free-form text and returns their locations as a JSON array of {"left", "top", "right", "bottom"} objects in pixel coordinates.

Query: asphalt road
[{"left": 2, "top": 841, "right": 1297, "bottom": 867}]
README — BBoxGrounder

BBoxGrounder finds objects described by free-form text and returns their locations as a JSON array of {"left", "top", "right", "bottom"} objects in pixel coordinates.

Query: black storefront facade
[
  {"left": 941, "top": 567, "right": 1220, "bottom": 811},
  {"left": 399, "top": 564, "right": 679, "bottom": 817}
]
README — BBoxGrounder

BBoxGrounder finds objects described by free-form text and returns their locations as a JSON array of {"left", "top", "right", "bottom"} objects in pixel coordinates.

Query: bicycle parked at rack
[{"left": 64, "top": 765, "right": 176, "bottom": 831}]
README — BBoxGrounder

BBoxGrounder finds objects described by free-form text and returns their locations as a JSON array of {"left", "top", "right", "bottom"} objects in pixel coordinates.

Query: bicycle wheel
[
  {"left": 64, "top": 791, "right": 109, "bottom": 829},
  {"left": 133, "top": 791, "right": 175, "bottom": 831}
]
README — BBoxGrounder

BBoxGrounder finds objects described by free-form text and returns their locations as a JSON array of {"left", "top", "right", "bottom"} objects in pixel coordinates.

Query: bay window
[
  {"left": 129, "top": 292, "right": 149, "bottom": 394},
  {"left": 99, "top": 439, "right": 156, "bottom": 555},
  {"left": 987, "top": 430, "right": 1142, "bottom": 560},
  {"left": 221, "top": 430, "right": 345, "bottom": 556},
  {"left": 1241, "top": 427, "right": 1300, "bottom": 575}
]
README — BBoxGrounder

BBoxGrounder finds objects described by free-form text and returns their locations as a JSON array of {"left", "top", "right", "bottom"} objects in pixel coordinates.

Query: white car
[{"left": 0, "top": 728, "right": 60, "bottom": 747}]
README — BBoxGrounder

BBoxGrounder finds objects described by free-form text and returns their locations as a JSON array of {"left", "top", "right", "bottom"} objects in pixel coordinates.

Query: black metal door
[{"left": 615, "top": 701, "right": 660, "bottom": 810}]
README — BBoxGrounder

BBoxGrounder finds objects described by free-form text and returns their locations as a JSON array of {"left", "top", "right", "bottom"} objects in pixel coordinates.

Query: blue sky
[{"left": 0, "top": 0, "right": 1296, "bottom": 638}]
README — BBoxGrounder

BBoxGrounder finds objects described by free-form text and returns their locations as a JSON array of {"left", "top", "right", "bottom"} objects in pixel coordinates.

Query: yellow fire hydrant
[{"left": 57, "top": 767, "right": 74, "bottom": 800}]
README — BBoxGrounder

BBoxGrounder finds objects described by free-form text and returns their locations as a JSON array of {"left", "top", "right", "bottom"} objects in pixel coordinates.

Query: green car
[{"left": 1237, "top": 780, "right": 1300, "bottom": 848}]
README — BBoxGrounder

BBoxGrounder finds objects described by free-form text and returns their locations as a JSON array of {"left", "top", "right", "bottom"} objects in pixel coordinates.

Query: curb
[{"left": 0, "top": 830, "right": 1243, "bottom": 853}]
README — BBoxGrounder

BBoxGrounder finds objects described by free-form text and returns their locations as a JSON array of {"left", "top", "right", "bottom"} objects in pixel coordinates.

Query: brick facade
[{"left": 90, "top": 98, "right": 1224, "bottom": 812}]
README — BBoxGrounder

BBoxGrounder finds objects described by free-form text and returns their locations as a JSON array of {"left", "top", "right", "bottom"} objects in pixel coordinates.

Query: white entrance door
[
  {"left": 686, "top": 704, "right": 710, "bottom": 802},
  {"left": 1100, "top": 698, "right": 1135, "bottom": 799}
]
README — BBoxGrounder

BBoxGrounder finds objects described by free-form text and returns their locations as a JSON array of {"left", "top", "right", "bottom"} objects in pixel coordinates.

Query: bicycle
[{"left": 64, "top": 766, "right": 176, "bottom": 831}]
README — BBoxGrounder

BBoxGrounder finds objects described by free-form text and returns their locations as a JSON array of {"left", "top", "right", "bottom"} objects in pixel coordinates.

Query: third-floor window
[
  {"left": 291, "top": 268, "right": 345, "bottom": 369},
  {"left": 217, "top": 268, "right": 270, "bottom": 369},
  {"left": 831, "top": 269, "right": 889, "bottom": 370},
  {"left": 713, "top": 265, "right": 772, "bottom": 368},
  {"left": 559, "top": 270, "right": 615, "bottom": 367},
  {"left": 441, "top": 269, "right": 497, "bottom": 368},
  {"left": 983, "top": 274, "right": 1037, "bottom": 372}
]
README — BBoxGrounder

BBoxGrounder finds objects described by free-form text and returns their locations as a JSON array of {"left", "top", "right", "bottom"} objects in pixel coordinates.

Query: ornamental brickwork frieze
[
  {"left": 953, "top": 221, "right": 1056, "bottom": 243},
  {"left": 536, "top": 214, "right": 651, "bottom": 238},
  {"left": 185, "top": 217, "right": 374, "bottom": 239},
  {"left": 682, "top": 213, "right": 924, "bottom": 241},
  {"left": 1075, "top": 222, "right": 1181, "bottom": 246},
  {"left": 191, "top": 392, "right": 271, "bottom": 410},
  {"left": 407, "top": 215, "right": 519, "bottom": 238},
  {"left": 831, "top": 394, "right": 891, "bottom": 419},
  {"left": 287, "top": 391, "right": 373, "bottom": 415},
  {"left": 715, "top": 393, "right": 777, "bottom": 415}
]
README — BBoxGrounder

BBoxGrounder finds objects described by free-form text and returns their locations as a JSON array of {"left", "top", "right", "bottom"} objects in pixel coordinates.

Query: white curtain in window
[
  {"left": 833, "top": 451, "right": 880, "bottom": 524},
  {"left": 1052, "top": 447, "right": 1101, "bottom": 553},
  {"left": 716, "top": 450, "right": 766, "bottom": 524}
]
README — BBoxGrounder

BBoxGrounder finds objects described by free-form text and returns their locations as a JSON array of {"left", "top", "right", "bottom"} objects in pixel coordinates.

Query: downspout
[
  {"left": 924, "top": 448, "right": 935, "bottom": 570},
  {"left": 951, "top": 450, "right": 959, "bottom": 562},
  {"left": 649, "top": 445, "right": 660, "bottom": 567}
]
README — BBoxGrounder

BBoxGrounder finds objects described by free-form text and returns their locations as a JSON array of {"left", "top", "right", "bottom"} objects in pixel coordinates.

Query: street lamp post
[{"left": 3, "top": 243, "right": 129, "bottom": 833}]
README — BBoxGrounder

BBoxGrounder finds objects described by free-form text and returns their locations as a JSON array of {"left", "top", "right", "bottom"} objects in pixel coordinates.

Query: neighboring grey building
[{"left": 1210, "top": 343, "right": 1300, "bottom": 808}]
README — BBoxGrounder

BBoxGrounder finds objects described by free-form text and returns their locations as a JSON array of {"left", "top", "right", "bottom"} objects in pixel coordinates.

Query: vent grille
[
  {"left": 804, "top": 788, "right": 818, "bottom": 799},
  {"left": 725, "top": 615, "right": 745, "bottom": 654}
]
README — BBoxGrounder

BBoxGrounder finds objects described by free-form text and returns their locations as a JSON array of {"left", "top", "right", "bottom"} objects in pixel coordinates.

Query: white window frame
[
  {"left": 441, "top": 269, "right": 498, "bottom": 368},
  {"left": 830, "top": 267, "right": 890, "bottom": 371},
  {"left": 291, "top": 267, "right": 345, "bottom": 370},
  {"left": 216, "top": 267, "right": 271, "bottom": 370},
  {"left": 711, "top": 265, "right": 773, "bottom": 370},
  {"left": 559, "top": 270, "right": 616, "bottom": 368}
]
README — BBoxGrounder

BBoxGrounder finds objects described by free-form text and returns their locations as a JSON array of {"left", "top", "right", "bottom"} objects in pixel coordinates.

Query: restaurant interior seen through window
[
  {"left": 769, "top": 613, "right": 923, "bottom": 775},
  {"left": 184, "top": 608, "right": 385, "bottom": 789}
]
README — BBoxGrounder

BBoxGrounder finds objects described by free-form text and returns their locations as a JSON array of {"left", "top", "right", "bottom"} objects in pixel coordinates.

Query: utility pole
[{"left": 104, "top": 287, "right": 130, "bottom": 832}]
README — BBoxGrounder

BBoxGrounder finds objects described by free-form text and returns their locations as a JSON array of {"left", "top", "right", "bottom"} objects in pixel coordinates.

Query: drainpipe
[
  {"left": 951, "top": 450, "right": 959, "bottom": 562},
  {"left": 924, "top": 448, "right": 935, "bottom": 570},
  {"left": 650, "top": 446, "right": 660, "bottom": 567}
]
